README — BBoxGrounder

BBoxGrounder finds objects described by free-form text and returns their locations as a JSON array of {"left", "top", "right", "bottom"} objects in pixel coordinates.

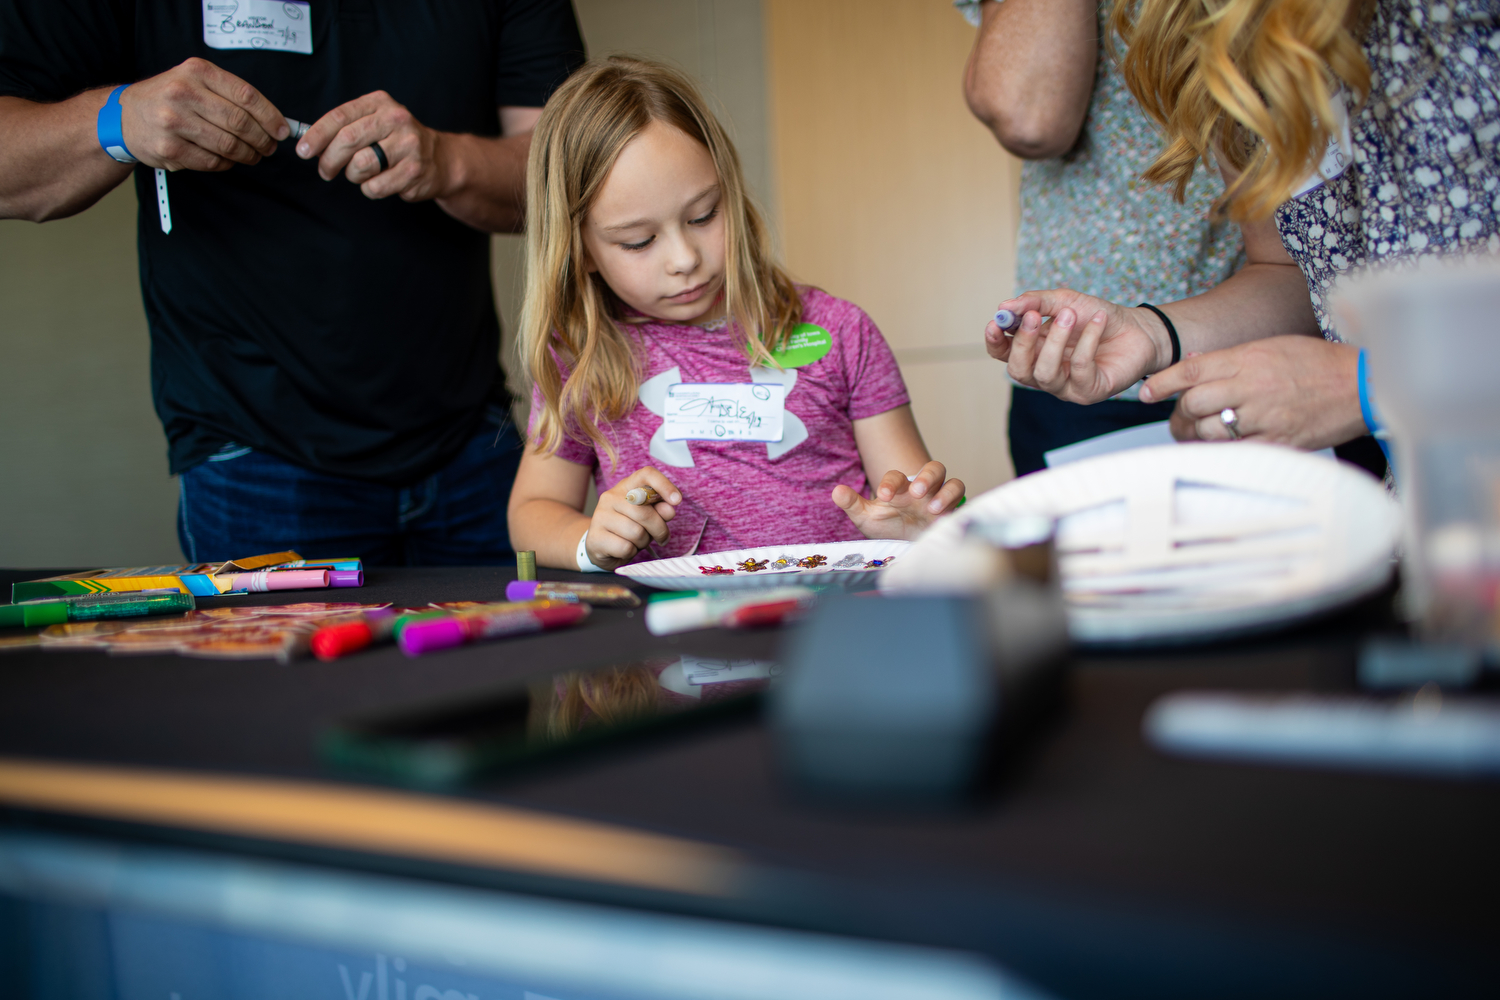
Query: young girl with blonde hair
[
  {"left": 508, "top": 57, "right": 965, "bottom": 570},
  {"left": 985, "top": 0, "right": 1498, "bottom": 457}
]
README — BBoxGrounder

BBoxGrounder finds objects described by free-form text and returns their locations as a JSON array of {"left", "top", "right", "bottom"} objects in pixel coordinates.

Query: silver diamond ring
[{"left": 1220, "top": 407, "right": 1242, "bottom": 440}]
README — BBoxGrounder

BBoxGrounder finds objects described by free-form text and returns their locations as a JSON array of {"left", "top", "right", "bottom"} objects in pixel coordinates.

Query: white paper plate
[
  {"left": 881, "top": 443, "right": 1402, "bottom": 645},
  {"left": 616, "top": 539, "right": 910, "bottom": 591}
]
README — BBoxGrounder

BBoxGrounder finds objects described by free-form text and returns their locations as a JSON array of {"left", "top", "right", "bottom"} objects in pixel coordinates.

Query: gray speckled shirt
[
  {"left": 1015, "top": 9, "right": 1245, "bottom": 304},
  {"left": 959, "top": 1, "right": 1246, "bottom": 398}
]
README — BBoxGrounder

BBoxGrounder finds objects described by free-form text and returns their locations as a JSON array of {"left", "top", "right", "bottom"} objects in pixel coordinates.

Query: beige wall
[
  {"left": 765, "top": 0, "right": 1021, "bottom": 494},
  {"left": 0, "top": 184, "right": 179, "bottom": 567}
]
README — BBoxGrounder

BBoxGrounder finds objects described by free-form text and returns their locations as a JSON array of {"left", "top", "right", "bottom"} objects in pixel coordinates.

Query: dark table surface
[{"left": 2, "top": 566, "right": 1497, "bottom": 1000}]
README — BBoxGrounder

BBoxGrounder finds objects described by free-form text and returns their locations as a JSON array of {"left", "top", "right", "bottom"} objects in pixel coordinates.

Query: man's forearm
[
  {"left": 1167, "top": 263, "right": 1321, "bottom": 356},
  {"left": 434, "top": 131, "right": 532, "bottom": 233},
  {"left": 0, "top": 91, "right": 134, "bottom": 222}
]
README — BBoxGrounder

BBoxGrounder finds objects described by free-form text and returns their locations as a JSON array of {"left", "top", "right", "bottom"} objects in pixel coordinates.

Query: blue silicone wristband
[
  {"left": 97, "top": 85, "right": 137, "bottom": 163},
  {"left": 1357, "top": 348, "right": 1394, "bottom": 468},
  {"left": 1357, "top": 348, "right": 1379, "bottom": 434}
]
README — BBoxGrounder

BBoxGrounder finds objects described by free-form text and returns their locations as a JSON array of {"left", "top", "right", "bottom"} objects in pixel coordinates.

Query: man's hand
[
  {"left": 584, "top": 468, "right": 683, "bottom": 570},
  {"left": 120, "top": 58, "right": 289, "bottom": 171},
  {"left": 986, "top": 288, "right": 1175, "bottom": 404},
  {"left": 1142, "top": 336, "right": 1366, "bottom": 450},
  {"left": 296, "top": 91, "right": 452, "bottom": 202},
  {"left": 832, "top": 461, "right": 965, "bottom": 540}
]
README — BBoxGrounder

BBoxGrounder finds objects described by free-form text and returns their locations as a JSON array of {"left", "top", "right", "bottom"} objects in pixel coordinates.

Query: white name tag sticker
[
  {"left": 679, "top": 656, "right": 779, "bottom": 686},
  {"left": 663, "top": 383, "right": 785, "bottom": 442},
  {"left": 1291, "top": 90, "right": 1352, "bottom": 198},
  {"left": 203, "top": 1, "right": 313, "bottom": 54}
]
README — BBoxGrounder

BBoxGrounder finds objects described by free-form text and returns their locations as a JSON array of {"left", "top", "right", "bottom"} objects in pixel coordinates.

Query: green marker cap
[{"left": 391, "top": 610, "right": 450, "bottom": 640}]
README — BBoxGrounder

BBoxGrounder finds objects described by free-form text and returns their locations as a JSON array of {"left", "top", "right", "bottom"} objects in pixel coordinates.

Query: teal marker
[{"left": 0, "top": 592, "right": 196, "bottom": 628}]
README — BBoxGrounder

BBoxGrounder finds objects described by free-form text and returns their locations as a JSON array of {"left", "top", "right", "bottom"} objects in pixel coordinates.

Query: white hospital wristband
[{"left": 576, "top": 530, "right": 607, "bottom": 573}]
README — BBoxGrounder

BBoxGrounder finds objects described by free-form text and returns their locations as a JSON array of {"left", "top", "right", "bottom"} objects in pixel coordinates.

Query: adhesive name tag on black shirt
[{"left": 203, "top": 1, "right": 313, "bottom": 54}]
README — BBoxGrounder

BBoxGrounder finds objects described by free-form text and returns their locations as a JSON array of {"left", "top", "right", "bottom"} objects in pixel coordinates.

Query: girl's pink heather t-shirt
[{"left": 531, "top": 288, "right": 911, "bottom": 561}]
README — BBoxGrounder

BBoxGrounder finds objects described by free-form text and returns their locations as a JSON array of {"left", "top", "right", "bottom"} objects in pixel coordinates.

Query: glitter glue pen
[
  {"left": 285, "top": 118, "right": 313, "bottom": 141},
  {"left": 504, "top": 580, "right": 642, "bottom": 608},
  {"left": 0, "top": 592, "right": 196, "bottom": 628},
  {"left": 994, "top": 309, "right": 1021, "bottom": 334},
  {"left": 399, "top": 601, "right": 590, "bottom": 656},
  {"left": 626, "top": 487, "right": 662, "bottom": 506}
]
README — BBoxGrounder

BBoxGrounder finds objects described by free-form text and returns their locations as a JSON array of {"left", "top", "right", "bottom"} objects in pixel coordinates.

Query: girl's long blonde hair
[
  {"left": 1111, "top": 0, "right": 1374, "bottom": 220},
  {"left": 520, "top": 56, "right": 802, "bottom": 459}
]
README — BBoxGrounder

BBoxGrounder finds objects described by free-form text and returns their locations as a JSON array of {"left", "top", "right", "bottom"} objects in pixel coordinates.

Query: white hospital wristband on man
[{"left": 576, "top": 530, "right": 607, "bottom": 573}]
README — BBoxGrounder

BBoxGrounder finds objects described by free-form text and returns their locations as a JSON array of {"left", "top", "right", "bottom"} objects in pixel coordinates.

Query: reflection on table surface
[{"left": 0, "top": 830, "right": 1049, "bottom": 1000}]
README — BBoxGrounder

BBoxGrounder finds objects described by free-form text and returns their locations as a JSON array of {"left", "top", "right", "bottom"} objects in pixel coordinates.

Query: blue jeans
[{"left": 177, "top": 414, "right": 523, "bottom": 566}]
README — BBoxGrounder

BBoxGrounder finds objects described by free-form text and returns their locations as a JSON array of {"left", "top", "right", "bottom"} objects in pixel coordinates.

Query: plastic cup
[{"left": 1335, "top": 257, "right": 1500, "bottom": 647}]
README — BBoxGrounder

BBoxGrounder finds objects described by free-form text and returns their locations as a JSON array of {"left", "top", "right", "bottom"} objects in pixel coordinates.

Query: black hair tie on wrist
[
  {"left": 369, "top": 142, "right": 389, "bottom": 172},
  {"left": 1138, "top": 302, "right": 1181, "bottom": 369}
]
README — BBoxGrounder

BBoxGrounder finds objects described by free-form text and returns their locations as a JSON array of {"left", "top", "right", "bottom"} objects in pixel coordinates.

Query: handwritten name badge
[
  {"left": 203, "top": 1, "right": 313, "bottom": 54},
  {"left": 1291, "top": 89, "right": 1353, "bottom": 199},
  {"left": 663, "top": 383, "right": 786, "bottom": 442}
]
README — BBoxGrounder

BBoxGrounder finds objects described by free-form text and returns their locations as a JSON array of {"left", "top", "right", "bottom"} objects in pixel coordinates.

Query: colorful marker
[
  {"left": 0, "top": 592, "right": 196, "bottom": 628},
  {"left": 516, "top": 550, "right": 537, "bottom": 582},
  {"left": 310, "top": 607, "right": 396, "bottom": 661},
  {"left": 644, "top": 587, "right": 817, "bottom": 636},
  {"left": 994, "top": 309, "right": 1020, "bottom": 334},
  {"left": 504, "top": 580, "right": 642, "bottom": 608},
  {"left": 399, "top": 601, "right": 590, "bottom": 656},
  {"left": 625, "top": 486, "right": 661, "bottom": 506},
  {"left": 310, "top": 608, "right": 447, "bottom": 661}
]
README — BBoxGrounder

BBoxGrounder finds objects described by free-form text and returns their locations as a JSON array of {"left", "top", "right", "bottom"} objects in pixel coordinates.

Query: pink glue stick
[{"left": 229, "top": 569, "right": 330, "bottom": 593}]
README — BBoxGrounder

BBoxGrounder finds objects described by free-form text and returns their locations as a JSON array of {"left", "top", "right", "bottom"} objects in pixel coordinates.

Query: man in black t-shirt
[{"left": 0, "top": 1, "right": 584, "bottom": 565}]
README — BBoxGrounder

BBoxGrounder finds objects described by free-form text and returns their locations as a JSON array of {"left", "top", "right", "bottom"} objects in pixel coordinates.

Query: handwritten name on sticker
[
  {"left": 203, "top": 0, "right": 314, "bottom": 54},
  {"left": 664, "top": 382, "right": 786, "bottom": 442}
]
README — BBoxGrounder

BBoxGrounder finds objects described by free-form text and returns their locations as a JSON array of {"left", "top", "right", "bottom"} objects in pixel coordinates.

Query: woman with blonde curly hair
[{"left": 984, "top": 0, "right": 1498, "bottom": 459}]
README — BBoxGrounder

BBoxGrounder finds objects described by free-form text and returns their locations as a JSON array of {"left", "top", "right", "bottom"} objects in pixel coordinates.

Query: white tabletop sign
[
  {"left": 663, "top": 382, "right": 785, "bottom": 442},
  {"left": 203, "top": 1, "right": 314, "bottom": 54}
]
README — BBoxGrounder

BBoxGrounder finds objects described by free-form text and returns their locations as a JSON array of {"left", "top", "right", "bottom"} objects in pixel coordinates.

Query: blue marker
[{"left": 993, "top": 308, "right": 1021, "bottom": 333}]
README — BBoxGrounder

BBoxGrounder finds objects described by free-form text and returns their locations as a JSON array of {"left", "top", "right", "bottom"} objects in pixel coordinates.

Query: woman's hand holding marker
[
  {"left": 831, "top": 461, "right": 965, "bottom": 540},
  {"left": 583, "top": 468, "right": 682, "bottom": 571},
  {"left": 984, "top": 289, "right": 1172, "bottom": 404}
]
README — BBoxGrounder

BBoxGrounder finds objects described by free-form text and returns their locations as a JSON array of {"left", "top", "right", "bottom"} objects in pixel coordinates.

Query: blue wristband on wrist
[
  {"left": 1357, "top": 348, "right": 1380, "bottom": 434},
  {"left": 1357, "top": 348, "right": 1394, "bottom": 467},
  {"left": 97, "top": 85, "right": 138, "bottom": 164}
]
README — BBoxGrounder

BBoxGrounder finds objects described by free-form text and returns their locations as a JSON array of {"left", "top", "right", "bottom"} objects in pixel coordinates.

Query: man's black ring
[{"left": 369, "top": 142, "right": 389, "bottom": 172}]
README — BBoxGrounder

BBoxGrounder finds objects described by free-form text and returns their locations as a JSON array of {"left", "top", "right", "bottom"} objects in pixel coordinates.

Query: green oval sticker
[{"left": 770, "top": 323, "right": 832, "bottom": 368}]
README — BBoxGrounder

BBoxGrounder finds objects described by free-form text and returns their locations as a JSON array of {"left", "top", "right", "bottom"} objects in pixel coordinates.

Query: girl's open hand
[
  {"left": 832, "top": 461, "right": 965, "bottom": 540},
  {"left": 585, "top": 468, "right": 682, "bottom": 570}
]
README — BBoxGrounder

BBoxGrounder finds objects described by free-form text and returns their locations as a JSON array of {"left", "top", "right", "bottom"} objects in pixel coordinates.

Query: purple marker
[{"left": 993, "top": 309, "right": 1021, "bottom": 334}]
